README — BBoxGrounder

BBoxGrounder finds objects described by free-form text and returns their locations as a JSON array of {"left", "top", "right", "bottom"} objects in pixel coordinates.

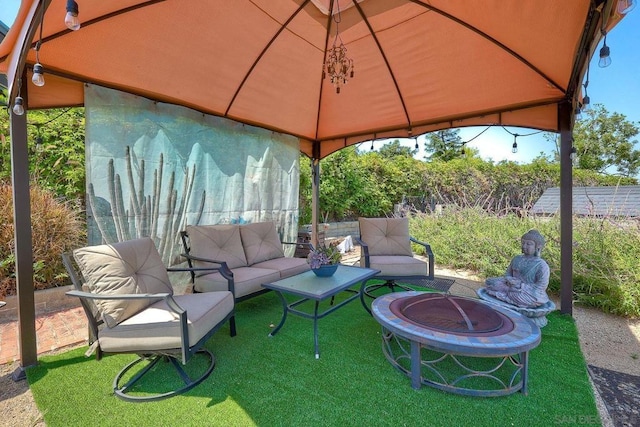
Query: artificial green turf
[{"left": 27, "top": 291, "right": 600, "bottom": 426}]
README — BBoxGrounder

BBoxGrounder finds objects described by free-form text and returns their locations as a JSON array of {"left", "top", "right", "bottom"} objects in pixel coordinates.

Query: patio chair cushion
[
  {"left": 98, "top": 292, "right": 234, "bottom": 352},
  {"left": 194, "top": 266, "right": 281, "bottom": 298},
  {"left": 72, "top": 237, "right": 174, "bottom": 328},
  {"left": 240, "top": 221, "right": 285, "bottom": 266},
  {"left": 367, "top": 255, "right": 430, "bottom": 276},
  {"left": 186, "top": 224, "right": 248, "bottom": 269},
  {"left": 252, "top": 256, "right": 310, "bottom": 278},
  {"left": 359, "top": 217, "right": 413, "bottom": 256}
]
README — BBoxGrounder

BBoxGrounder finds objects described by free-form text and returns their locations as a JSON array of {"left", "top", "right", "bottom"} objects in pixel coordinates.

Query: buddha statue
[{"left": 484, "top": 229, "right": 550, "bottom": 308}]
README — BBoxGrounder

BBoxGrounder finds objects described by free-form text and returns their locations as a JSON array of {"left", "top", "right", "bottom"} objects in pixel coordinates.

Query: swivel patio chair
[
  {"left": 62, "top": 237, "right": 235, "bottom": 402},
  {"left": 357, "top": 217, "right": 454, "bottom": 313}
]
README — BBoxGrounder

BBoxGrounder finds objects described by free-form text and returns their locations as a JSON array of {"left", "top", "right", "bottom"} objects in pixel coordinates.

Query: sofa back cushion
[
  {"left": 73, "top": 237, "right": 173, "bottom": 328},
  {"left": 359, "top": 217, "right": 413, "bottom": 256},
  {"left": 240, "top": 221, "right": 285, "bottom": 266},
  {"left": 186, "top": 224, "right": 248, "bottom": 269}
]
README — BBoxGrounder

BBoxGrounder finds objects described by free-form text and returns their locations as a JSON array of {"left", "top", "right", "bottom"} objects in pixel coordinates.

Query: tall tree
[
  {"left": 378, "top": 139, "right": 417, "bottom": 159},
  {"left": 423, "top": 129, "right": 465, "bottom": 161},
  {"left": 572, "top": 104, "right": 640, "bottom": 177}
]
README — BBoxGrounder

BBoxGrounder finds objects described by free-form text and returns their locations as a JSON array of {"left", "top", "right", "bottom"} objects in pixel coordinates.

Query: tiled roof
[{"left": 531, "top": 186, "right": 640, "bottom": 217}]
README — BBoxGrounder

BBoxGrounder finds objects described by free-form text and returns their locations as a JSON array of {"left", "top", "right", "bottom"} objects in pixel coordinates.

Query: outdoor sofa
[{"left": 181, "top": 221, "right": 311, "bottom": 303}]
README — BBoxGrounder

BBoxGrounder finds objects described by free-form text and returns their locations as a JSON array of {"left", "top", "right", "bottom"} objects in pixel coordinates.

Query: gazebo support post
[
  {"left": 559, "top": 100, "right": 574, "bottom": 316},
  {"left": 10, "top": 75, "right": 38, "bottom": 380},
  {"left": 311, "top": 142, "right": 321, "bottom": 248}
]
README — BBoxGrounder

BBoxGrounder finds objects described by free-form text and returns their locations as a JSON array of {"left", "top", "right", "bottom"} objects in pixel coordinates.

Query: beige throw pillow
[
  {"left": 240, "top": 221, "right": 285, "bottom": 266},
  {"left": 186, "top": 224, "right": 248, "bottom": 269},
  {"left": 358, "top": 217, "right": 413, "bottom": 256},
  {"left": 73, "top": 237, "right": 173, "bottom": 328}
]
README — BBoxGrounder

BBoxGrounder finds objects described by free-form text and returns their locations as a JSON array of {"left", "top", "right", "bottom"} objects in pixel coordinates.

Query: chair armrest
[
  {"left": 66, "top": 290, "right": 186, "bottom": 316},
  {"left": 66, "top": 289, "right": 172, "bottom": 301},
  {"left": 180, "top": 253, "right": 233, "bottom": 277},
  {"left": 410, "top": 236, "right": 435, "bottom": 278},
  {"left": 168, "top": 266, "right": 222, "bottom": 274},
  {"left": 178, "top": 254, "right": 235, "bottom": 295},
  {"left": 282, "top": 240, "right": 315, "bottom": 252},
  {"left": 282, "top": 241, "right": 313, "bottom": 248},
  {"left": 354, "top": 236, "right": 370, "bottom": 267},
  {"left": 409, "top": 236, "right": 433, "bottom": 255},
  {"left": 168, "top": 265, "right": 235, "bottom": 294}
]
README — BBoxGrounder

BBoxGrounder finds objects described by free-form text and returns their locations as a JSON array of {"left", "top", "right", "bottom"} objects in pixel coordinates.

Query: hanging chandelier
[{"left": 323, "top": 1, "right": 354, "bottom": 94}]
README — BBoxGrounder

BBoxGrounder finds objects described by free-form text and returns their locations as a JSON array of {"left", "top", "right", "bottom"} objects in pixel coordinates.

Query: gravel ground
[
  {"left": 0, "top": 362, "right": 45, "bottom": 427},
  {"left": 1, "top": 264, "right": 638, "bottom": 426}
]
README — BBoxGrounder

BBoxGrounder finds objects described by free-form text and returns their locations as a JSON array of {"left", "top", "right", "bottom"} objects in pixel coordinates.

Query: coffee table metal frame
[{"left": 263, "top": 264, "right": 379, "bottom": 359}]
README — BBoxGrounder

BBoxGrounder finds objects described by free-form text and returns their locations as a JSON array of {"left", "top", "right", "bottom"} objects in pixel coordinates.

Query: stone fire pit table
[{"left": 372, "top": 291, "right": 541, "bottom": 397}]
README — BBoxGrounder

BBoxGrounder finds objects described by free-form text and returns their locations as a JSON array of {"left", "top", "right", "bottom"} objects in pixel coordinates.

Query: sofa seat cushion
[
  {"left": 366, "top": 255, "right": 429, "bottom": 277},
  {"left": 186, "top": 224, "right": 248, "bottom": 269},
  {"left": 194, "top": 267, "right": 281, "bottom": 298},
  {"left": 252, "top": 256, "right": 310, "bottom": 279},
  {"left": 73, "top": 237, "right": 174, "bottom": 328},
  {"left": 98, "top": 291, "right": 234, "bottom": 352},
  {"left": 359, "top": 217, "right": 413, "bottom": 256},
  {"left": 240, "top": 222, "right": 285, "bottom": 266}
]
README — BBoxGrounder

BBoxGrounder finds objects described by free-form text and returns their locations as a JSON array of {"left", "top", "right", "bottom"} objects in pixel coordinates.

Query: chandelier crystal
[{"left": 323, "top": 1, "right": 354, "bottom": 94}]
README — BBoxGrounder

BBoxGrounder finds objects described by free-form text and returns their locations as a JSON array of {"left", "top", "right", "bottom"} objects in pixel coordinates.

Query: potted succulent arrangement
[{"left": 307, "top": 243, "right": 342, "bottom": 277}]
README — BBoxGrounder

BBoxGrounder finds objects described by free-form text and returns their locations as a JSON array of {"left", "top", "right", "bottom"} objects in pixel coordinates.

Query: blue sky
[
  {"left": 454, "top": 7, "right": 640, "bottom": 164},
  {"left": 2, "top": 1, "right": 639, "bottom": 163}
]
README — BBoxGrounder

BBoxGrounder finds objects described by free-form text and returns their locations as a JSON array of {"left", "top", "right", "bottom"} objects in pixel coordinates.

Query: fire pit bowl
[{"left": 372, "top": 291, "right": 541, "bottom": 396}]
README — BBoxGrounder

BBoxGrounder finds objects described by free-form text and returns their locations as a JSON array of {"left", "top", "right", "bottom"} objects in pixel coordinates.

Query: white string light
[{"left": 65, "top": 0, "right": 81, "bottom": 31}]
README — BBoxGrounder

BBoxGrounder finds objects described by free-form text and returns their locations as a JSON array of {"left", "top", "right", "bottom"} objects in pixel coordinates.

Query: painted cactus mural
[
  {"left": 87, "top": 146, "right": 204, "bottom": 264},
  {"left": 84, "top": 84, "right": 300, "bottom": 266}
]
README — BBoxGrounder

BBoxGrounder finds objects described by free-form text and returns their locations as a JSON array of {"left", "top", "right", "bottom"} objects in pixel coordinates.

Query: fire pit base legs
[
  {"left": 381, "top": 327, "right": 531, "bottom": 397},
  {"left": 373, "top": 291, "right": 541, "bottom": 397}
]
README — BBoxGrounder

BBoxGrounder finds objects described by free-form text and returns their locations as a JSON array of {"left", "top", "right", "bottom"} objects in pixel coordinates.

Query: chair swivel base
[
  {"left": 360, "top": 280, "right": 413, "bottom": 314},
  {"left": 363, "top": 280, "right": 412, "bottom": 300},
  {"left": 113, "top": 348, "right": 215, "bottom": 402}
]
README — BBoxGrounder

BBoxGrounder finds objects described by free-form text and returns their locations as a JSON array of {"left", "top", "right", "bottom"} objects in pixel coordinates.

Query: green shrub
[
  {"left": 409, "top": 208, "right": 640, "bottom": 318},
  {"left": 1, "top": 108, "right": 86, "bottom": 202},
  {"left": 0, "top": 181, "right": 86, "bottom": 299}
]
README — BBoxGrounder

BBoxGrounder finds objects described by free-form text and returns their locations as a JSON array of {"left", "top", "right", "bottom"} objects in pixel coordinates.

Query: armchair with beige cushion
[
  {"left": 63, "top": 237, "right": 235, "bottom": 402},
  {"left": 357, "top": 217, "right": 454, "bottom": 313}
]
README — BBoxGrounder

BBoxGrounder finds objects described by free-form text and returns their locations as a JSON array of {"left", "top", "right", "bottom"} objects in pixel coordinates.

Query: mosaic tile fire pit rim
[{"left": 372, "top": 291, "right": 542, "bottom": 357}]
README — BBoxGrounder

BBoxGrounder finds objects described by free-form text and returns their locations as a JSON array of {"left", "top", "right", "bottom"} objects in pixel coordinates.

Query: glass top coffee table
[{"left": 262, "top": 264, "right": 379, "bottom": 358}]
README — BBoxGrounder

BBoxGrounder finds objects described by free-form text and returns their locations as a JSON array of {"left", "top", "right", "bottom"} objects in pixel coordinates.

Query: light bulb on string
[
  {"left": 65, "top": 0, "right": 81, "bottom": 31},
  {"left": 598, "top": 31, "right": 611, "bottom": 68},
  {"left": 575, "top": 102, "right": 583, "bottom": 120},
  {"left": 409, "top": 130, "right": 418, "bottom": 150},
  {"left": 12, "top": 96, "right": 25, "bottom": 116},
  {"left": 617, "top": 0, "right": 636, "bottom": 14},
  {"left": 511, "top": 135, "right": 518, "bottom": 154},
  {"left": 32, "top": 7, "right": 46, "bottom": 86},
  {"left": 32, "top": 63, "right": 45, "bottom": 87},
  {"left": 581, "top": 70, "right": 591, "bottom": 112}
]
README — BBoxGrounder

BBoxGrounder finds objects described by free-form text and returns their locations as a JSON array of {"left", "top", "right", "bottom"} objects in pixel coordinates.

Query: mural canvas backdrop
[{"left": 84, "top": 84, "right": 301, "bottom": 265}]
